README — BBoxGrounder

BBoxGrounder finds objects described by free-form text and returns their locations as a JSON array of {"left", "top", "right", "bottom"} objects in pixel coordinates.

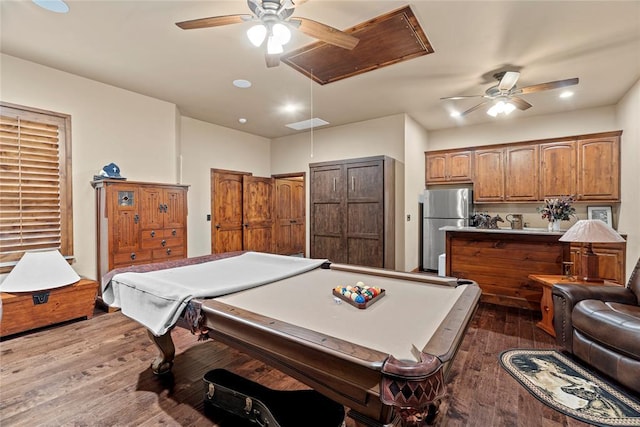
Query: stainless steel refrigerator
[{"left": 420, "top": 188, "right": 472, "bottom": 271}]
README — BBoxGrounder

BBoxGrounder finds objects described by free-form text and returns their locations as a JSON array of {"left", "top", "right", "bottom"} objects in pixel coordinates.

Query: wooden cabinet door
[
  {"left": 164, "top": 188, "right": 187, "bottom": 229},
  {"left": 571, "top": 242, "right": 626, "bottom": 284},
  {"left": 346, "top": 160, "right": 384, "bottom": 267},
  {"left": 539, "top": 141, "right": 577, "bottom": 198},
  {"left": 139, "top": 187, "right": 163, "bottom": 230},
  {"left": 448, "top": 151, "right": 473, "bottom": 182},
  {"left": 243, "top": 176, "right": 275, "bottom": 253},
  {"left": 577, "top": 137, "right": 620, "bottom": 201},
  {"left": 474, "top": 149, "right": 505, "bottom": 202},
  {"left": 505, "top": 145, "right": 538, "bottom": 201},
  {"left": 275, "top": 177, "right": 305, "bottom": 255},
  {"left": 109, "top": 186, "right": 140, "bottom": 258},
  {"left": 310, "top": 164, "right": 345, "bottom": 263},
  {"left": 211, "top": 170, "right": 246, "bottom": 254},
  {"left": 425, "top": 153, "right": 447, "bottom": 183}
]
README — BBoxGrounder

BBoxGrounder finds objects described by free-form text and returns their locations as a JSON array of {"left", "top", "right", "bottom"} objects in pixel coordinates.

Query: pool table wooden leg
[{"left": 147, "top": 329, "right": 175, "bottom": 375}]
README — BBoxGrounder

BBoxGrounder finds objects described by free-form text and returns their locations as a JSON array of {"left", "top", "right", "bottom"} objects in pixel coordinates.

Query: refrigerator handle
[{"left": 333, "top": 177, "right": 336, "bottom": 192}]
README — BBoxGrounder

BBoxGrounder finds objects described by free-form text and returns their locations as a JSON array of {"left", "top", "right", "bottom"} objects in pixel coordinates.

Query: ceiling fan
[
  {"left": 175, "top": 0, "right": 359, "bottom": 68},
  {"left": 441, "top": 71, "right": 579, "bottom": 117}
]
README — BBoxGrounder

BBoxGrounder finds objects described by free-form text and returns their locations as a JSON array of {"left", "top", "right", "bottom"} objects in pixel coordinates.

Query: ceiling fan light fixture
[
  {"left": 267, "top": 36, "right": 284, "bottom": 54},
  {"left": 487, "top": 100, "right": 516, "bottom": 117},
  {"left": 272, "top": 23, "right": 291, "bottom": 45},
  {"left": 247, "top": 24, "right": 267, "bottom": 47}
]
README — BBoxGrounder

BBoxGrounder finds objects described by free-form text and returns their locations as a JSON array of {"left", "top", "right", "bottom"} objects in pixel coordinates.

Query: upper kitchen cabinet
[
  {"left": 474, "top": 148, "right": 505, "bottom": 202},
  {"left": 577, "top": 134, "right": 621, "bottom": 201},
  {"left": 505, "top": 145, "right": 539, "bottom": 201},
  {"left": 425, "top": 150, "right": 473, "bottom": 184},
  {"left": 539, "top": 141, "right": 577, "bottom": 199},
  {"left": 427, "top": 130, "right": 621, "bottom": 204}
]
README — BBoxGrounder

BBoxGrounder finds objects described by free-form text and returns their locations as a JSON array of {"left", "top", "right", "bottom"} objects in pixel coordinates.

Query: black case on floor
[{"left": 203, "top": 369, "right": 345, "bottom": 427}]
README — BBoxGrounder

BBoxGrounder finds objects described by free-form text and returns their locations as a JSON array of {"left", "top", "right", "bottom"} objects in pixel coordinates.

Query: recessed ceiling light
[
  {"left": 285, "top": 118, "right": 329, "bottom": 131},
  {"left": 559, "top": 91, "right": 574, "bottom": 98},
  {"left": 282, "top": 103, "right": 301, "bottom": 113},
  {"left": 32, "top": 0, "right": 69, "bottom": 13},
  {"left": 233, "top": 79, "right": 252, "bottom": 89},
  {"left": 450, "top": 111, "right": 461, "bottom": 118},
  {"left": 238, "top": 118, "right": 247, "bottom": 124}
]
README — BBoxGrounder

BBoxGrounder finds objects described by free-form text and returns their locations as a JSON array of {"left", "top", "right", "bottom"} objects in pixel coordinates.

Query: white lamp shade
[
  {"left": 247, "top": 24, "right": 267, "bottom": 47},
  {"left": 0, "top": 250, "right": 81, "bottom": 292},
  {"left": 559, "top": 219, "right": 626, "bottom": 243}
]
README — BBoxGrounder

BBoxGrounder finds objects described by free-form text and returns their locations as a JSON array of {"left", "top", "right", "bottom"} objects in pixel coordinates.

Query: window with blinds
[{"left": 0, "top": 102, "right": 73, "bottom": 270}]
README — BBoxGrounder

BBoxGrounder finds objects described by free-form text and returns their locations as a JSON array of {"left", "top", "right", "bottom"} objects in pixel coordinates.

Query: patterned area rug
[{"left": 500, "top": 349, "right": 640, "bottom": 427}]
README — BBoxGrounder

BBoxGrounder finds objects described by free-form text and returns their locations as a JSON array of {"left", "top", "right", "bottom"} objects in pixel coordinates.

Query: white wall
[
  {"left": 180, "top": 116, "right": 271, "bottom": 257},
  {"left": 1, "top": 54, "right": 178, "bottom": 280},
  {"left": 271, "top": 114, "right": 407, "bottom": 268},
  {"left": 404, "top": 116, "right": 430, "bottom": 271},
  {"left": 616, "top": 78, "right": 640, "bottom": 280}
]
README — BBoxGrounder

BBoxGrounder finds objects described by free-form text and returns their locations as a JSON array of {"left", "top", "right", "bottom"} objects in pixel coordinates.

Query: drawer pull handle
[
  {"left": 150, "top": 230, "right": 155, "bottom": 237},
  {"left": 134, "top": 214, "right": 139, "bottom": 224},
  {"left": 172, "top": 229, "right": 177, "bottom": 236},
  {"left": 166, "top": 248, "right": 171, "bottom": 255},
  {"left": 130, "top": 253, "right": 136, "bottom": 260},
  {"left": 161, "top": 239, "right": 166, "bottom": 247}
]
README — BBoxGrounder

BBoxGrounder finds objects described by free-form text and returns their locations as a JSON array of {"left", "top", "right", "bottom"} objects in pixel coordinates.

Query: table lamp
[
  {"left": 0, "top": 249, "right": 80, "bottom": 292},
  {"left": 559, "top": 219, "right": 625, "bottom": 282}
]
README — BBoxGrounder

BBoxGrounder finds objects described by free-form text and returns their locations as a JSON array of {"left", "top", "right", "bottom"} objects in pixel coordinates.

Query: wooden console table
[{"left": 528, "top": 274, "right": 619, "bottom": 337}]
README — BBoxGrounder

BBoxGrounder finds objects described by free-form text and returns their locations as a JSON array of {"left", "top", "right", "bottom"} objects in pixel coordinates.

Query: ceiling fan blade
[
  {"left": 461, "top": 101, "right": 491, "bottom": 116},
  {"left": 293, "top": 17, "right": 359, "bottom": 50},
  {"left": 498, "top": 71, "right": 520, "bottom": 91},
  {"left": 440, "top": 95, "right": 486, "bottom": 101},
  {"left": 176, "top": 14, "right": 249, "bottom": 30},
  {"left": 510, "top": 96, "right": 532, "bottom": 111},
  {"left": 265, "top": 53, "right": 280, "bottom": 68},
  {"left": 514, "top": 77, "right": 579, "bottom": 95}
]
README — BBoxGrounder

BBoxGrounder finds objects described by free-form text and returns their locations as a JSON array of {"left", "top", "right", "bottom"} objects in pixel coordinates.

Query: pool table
[{"left": 149, "top": 262, "right": 480, "bottom": 426}]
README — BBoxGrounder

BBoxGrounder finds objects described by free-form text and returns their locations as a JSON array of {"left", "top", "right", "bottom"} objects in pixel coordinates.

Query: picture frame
[{"left": 587, "top": 206, "right": 613, "bottom": 227}]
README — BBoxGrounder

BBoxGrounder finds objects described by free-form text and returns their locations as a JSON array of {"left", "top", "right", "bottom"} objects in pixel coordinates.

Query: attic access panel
[{"left": 281, "top": 6, "right": 433, "bottom": 85}]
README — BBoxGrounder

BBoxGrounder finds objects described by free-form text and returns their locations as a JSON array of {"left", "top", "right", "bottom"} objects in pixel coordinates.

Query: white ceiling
[{"left": 1, "top": 1, "right": 640, "bottom": 139}]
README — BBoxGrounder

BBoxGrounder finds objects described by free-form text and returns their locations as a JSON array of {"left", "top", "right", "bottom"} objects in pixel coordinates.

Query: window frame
[{"left": 0, "top": 101, "right": 73, "bottom": 272}]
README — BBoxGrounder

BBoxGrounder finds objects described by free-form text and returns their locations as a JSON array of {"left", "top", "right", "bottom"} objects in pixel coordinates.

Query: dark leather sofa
[{"left": 552, "top": 258, "right": 640, "bottom": 394}]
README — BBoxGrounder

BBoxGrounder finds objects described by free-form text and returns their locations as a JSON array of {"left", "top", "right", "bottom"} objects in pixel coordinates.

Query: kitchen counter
[
  {"left": 439, "top": 226, "right": 565, "bottom": 236},
  {"left": 444, "top": 227, "right": 570, "bottom": 310}
]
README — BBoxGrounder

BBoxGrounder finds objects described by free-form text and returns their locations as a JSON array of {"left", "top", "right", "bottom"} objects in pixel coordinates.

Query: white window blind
[{"left": 0, "top": 103, "right": 73, "bottom": 268}]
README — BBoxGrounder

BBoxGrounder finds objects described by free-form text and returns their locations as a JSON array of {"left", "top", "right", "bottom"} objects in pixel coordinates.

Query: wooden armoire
[
  {"left": 310, "top": 156, "right": 395, "bottom": 269},
  {"left": 93, "top": 180, "right": 189, "bottom": 283}
]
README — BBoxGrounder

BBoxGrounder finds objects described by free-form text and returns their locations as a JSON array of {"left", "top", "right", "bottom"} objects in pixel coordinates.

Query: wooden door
[
  {"left": 577, "top": 136, "right": 620, "bottom": 201},
  {"left": 108, "top": 186, "right": 140, "bottom": 260},
  {"left": 274, "top": 177, "right": 305, "bottom": 255},
  {"left": 243, "top": 175, "right": 275, "bottom": 253},
  {"left": 447, "top": 151, "right": 473, "bottom": 182},
  {"left": 310, "top": 164, "right": 345, "bottom": 263},
  {"left": 211, "top": 170, "right": 247, "bottom": 253},
  {"left": 505, "top": 145, "right": 538, "bottom": 201},
  {"left": 474, "top": 149, "right": 505, "bottom": 202},
  {"left": 539, "top": 141, "right": 577, "bottom": 198},
  {"left": 139, "top": 187, "right": 163, "bottom": 230},
  {"left": 425, "top": 153, "right": 447, "bottom": 183},
  {"left": 346, "top": 160, "right": 384, "bottom": 267},
  {"left": 164, "top": 188, "right": 187, "bottom": 229}
]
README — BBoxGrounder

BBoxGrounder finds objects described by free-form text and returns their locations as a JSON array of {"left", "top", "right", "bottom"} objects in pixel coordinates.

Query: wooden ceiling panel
[{"left": 281, "top": 6, "right": 434, "bottom": 85}]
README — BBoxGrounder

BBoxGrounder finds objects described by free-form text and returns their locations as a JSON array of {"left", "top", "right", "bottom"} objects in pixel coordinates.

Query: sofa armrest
[{"left": 552, "top": 284, "right": 637, "bottom": 352}]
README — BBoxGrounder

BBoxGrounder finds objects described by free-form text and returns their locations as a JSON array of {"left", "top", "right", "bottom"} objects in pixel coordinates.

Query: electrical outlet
[{"left": 206, "top": 214, "right": 211, "bottom": 221}]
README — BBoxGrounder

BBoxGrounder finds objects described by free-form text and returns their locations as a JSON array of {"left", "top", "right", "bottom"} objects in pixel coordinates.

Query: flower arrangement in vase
[{"left": 537, "top": 195, "right": 576, "bottom": 231}]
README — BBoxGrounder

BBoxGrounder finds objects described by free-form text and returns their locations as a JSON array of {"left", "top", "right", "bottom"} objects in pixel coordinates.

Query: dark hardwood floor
[{"left": 0, "top": 303, "right": 592, "bottom": 426}]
